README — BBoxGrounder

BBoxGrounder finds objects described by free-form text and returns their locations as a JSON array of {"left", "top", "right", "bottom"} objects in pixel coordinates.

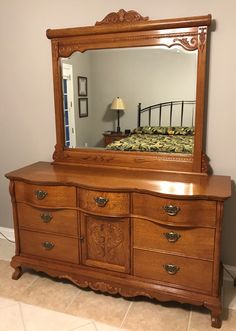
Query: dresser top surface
[{"left": 5, "top": 161, "right": 231, "bottom": 200}]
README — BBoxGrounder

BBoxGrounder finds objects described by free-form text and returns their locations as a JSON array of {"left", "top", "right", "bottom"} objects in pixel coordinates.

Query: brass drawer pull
[
  {"left": 163, "top": 204, "right": 180, "bottom": 216},
  {"left": 163, "top": 231, "right": 181, "bottom": 243},
  {"left": 42, "top": 241, "right": 55, "bottom": 250},
  {"left": 163, "top": 264, "right": 180, "bottom": 275},
  {"left": 94, "top": 196, "right": 109, "bottom": 207},
  {"left": 40, "top": 213, "right": 53, "bottom": 223},
  {"left": 34, "top": 190, "right": 48, "bottom": 200}
]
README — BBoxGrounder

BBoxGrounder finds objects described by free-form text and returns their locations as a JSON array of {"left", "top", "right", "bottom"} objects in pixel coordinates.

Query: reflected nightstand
[{"left": 103, "top": 132, "right": 129, "bottom": 146}]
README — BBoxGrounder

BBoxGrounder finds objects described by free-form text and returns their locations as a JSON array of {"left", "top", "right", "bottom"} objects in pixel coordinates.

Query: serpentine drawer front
[
  {"left": 79, "top": 188, "right": 130, "bottom": 216},
  {"left": 5, "top": 162, "right": 231, "bottom": 329},
  {"left": 133, "top": 249, "right": 213, "bottom": 294},
  {"left": 15, "top": 182, "right": 76, "bottom": 207},
  {"left": 20, "top": 229, "right": 79, "bottom": 264},
  {"left": 132, "top": 192, "right": 216, "bottom": 226},
  {"left": 133, "top": 218, "right": 215, "bottom": 259},
  {"left": 17, "top": 203, "right": 78, "bottom": 236}
]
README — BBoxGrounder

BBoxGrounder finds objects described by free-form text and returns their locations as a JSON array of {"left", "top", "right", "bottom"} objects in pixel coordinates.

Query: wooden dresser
[
  {"left": 6, "top": 162, "right": 231, "bottom": 328},
  {"left": 5, "top": 10, "right": 232, "bottom": 329}
]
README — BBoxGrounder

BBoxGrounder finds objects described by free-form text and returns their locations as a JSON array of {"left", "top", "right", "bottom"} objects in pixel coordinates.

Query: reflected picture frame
[
  {"left": 79, "top": 98, "right": 88, "bottom": 118},
  {"left": 78, "top": 76, "right": 87, "bottom": 96}
]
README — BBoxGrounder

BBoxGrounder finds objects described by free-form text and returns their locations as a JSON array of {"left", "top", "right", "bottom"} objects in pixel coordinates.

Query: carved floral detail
[
  {"left": 107, "top": 224, "right": 123, "bottom": 258},
  {"left": 173, "top": 36, "right": 198, "bottom": 50},
  {"left": 88, "top": 281, "right": 119, "bottom": 294},
  {"left": 58, "top": 32, "right": 200, "bottom": 57},
  {"left": 88, "top": 222, "right": 123, "bottom": 260},
  {"left": 95, "top": 9, "right": 149, "bottom": 25},
  {"left": 59, "top": 45, "right": 83, "bottom": 57},
  {"left": 198, "top": 27, "right": 207, "bottom": 52},
  {"left": 89, "top": 223, "right": 105, "bottom": 257}
]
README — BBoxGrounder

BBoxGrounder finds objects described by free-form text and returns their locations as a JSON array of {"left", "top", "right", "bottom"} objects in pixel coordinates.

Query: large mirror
[
  {"left": 61, "top": 46, "right": 197, "bottom": 150},
  {"left": 47, "top": 10, "right": 211, "bottom": 173}
]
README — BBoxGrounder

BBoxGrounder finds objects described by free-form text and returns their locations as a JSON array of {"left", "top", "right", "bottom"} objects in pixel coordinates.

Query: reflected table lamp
[{"left": 110, "top": 97, "right": 125, "bottom": 133}]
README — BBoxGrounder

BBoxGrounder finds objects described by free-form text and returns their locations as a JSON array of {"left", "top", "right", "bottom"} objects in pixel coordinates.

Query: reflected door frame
[{"left": 62, "top": 63, "right": 76, "bottom": 148}]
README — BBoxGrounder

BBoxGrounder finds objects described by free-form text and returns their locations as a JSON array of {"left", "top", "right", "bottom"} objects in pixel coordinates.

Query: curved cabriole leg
[
  {"left": 211, "top": 313, "right": 222, "bottom": 329},
  {"left": 207, "top": 305, "right": 222, "bottom": 329},
  {"left": 12, "top": 266, "right": 23, "bottom": 280}
]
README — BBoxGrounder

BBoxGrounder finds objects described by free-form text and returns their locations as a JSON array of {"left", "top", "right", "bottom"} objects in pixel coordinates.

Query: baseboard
[
  {"left": 0, "top": 227, "right": 15, "bottom": 242},
  {"left": 223, "top": 264, "right": 236, "bottom": 281}
]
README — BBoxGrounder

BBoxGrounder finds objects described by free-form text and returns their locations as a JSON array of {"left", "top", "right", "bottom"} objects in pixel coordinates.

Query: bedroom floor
[{"left": 1, "top": 238, "right": 236, "bottom": 331}]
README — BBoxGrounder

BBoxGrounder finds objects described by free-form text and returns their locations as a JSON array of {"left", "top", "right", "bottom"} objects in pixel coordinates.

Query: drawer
[
  {"left": 17, "top": 203, "right": 78, "bottom": 237},
  {"left": 133, "top": 218, "right": 214, "bottom": 259},
  {"left": 15, "top": 182, "right": 76, "bottom": 207},
  {"left": 132, "top": 193, "right": 216, "bottom": 227},
  {"left": 20, "top": 229, "right": 79, "bottom": 264},
  {"left": 79, "top": 188, "right": 129, "bottom": 216},
  {"left": 133, "top": 249, "right": 213, "bottom": 294}
]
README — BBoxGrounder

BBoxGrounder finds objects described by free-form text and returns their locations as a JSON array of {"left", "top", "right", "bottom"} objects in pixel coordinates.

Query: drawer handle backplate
[
  {"left": 34, "top": 190, "right": 48, "bottom": 200},
  {"left": 163, "top": 264, "right": 180, "bottom": 275},
  {"left": 163, "top": 205, "right": 180, "bottom": 216},
  {"left": 94, "top": 196, "right": 109, "bottom": 207},
  {"left": 42, "top": 241, "right": 55, "bottom": 250},
  {"left": 40, "top": 213, "right": 53, "bottom": 223},
  {"left": 163, "top": 231, "right": 181, "bottom": 243}
]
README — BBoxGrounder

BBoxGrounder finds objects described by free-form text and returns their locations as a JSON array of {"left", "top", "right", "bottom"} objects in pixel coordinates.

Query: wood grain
[
  {"left": 17, "top": 203, "right": 78, "bottom": 237},
  {"left": 46, "top": 12, "right": 212, "bottom": 173}
]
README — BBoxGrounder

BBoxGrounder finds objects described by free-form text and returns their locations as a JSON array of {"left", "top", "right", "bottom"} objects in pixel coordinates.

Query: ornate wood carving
[
  {"left": 95, "top": 9, "right": 149, "bottom": 25},
  {"left": 58, "top": 31, "right": 200, "bottom": 57},
  {"left": 173, "top": 36, "right": 198, "bottom": 50},
  {"left": 87, "top": 221, "right": 124, "bottom": 261},
  {"left": 11, "top": 256, "right": 222, "bottom": 310},
  {"left": 198, "top": 27, "right": 207, "bottom": 52}
]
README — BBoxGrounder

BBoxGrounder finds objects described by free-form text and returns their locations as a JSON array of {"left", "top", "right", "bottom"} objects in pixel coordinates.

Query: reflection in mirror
[{"left": 61, "top": 46, "right": 197, "bottom": 154}]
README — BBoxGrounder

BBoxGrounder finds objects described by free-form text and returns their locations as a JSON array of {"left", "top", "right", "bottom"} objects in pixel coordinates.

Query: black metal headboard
[{"left": 138, "top": 100, "right": 196, "bottom": 127}]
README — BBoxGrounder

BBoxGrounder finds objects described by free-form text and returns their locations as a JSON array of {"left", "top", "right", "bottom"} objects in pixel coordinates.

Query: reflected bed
[
  {"left": 106, "top": 126, "right": 194, "bottom": 154},
  {"left": 107, "top": 100, "right": 195, "bottom": 154}
]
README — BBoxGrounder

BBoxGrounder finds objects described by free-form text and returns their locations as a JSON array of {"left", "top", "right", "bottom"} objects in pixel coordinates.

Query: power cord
[
  {"left": 223, "top": 264, "right": 236, "bottom": 287},
  {"left": 0, "top": 231, "right": 15, "bottom": 244}
]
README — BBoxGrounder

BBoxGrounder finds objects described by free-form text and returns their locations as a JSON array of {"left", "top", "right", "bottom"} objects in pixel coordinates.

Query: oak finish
[
  {"left": 5, "top": 10, "right": 231, "bottom": 330},
  {"left": 6, "top": 161, "right": 231, "bottom": 328},
  {"left": 47, "top": 10, "right": 211, "bottom": 173}
]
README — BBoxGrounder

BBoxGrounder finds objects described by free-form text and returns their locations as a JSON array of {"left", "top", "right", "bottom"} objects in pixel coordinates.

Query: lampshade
[{"left": 110, "top": 97, "right": 125, "bottom": 110}]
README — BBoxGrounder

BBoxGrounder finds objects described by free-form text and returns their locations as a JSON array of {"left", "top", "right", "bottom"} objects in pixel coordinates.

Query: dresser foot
[
  {"left": 211, "top": 314, "right": 222, "bottom": 329},
  {"left": 12, "top": 267, "right": 23, "bottom": 280}
]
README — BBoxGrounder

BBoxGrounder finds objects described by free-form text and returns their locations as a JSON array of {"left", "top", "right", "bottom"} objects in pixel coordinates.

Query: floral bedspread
[{"left": 106, "top": 133, "right": 194, "bottom": 154}]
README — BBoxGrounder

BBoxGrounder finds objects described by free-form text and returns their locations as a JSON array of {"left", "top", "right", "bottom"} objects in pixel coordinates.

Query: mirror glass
[{"left": 61, "top": 46, "right": 197, "bottom": 154}]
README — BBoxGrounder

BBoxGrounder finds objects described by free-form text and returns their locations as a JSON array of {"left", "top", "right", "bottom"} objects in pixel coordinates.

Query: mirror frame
[{"left": 47, "top": 9, "right": 211, "bottom": 173}]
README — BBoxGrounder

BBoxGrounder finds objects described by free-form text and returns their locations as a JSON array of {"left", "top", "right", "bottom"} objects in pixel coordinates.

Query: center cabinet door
[{"left": 80, "top": 213, "right": 130, "bottom": 273}]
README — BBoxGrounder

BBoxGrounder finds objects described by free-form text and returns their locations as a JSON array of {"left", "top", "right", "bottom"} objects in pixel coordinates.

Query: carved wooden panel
[
  {"left": 95, "top": 9, "right": 149, "bottom": 25},
  {"left": 80, "top": 214, "right": 130, "bottom": 273}
]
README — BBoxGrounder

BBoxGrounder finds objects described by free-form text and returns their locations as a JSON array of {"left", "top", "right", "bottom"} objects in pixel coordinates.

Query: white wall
[{"left": 0, "top": 0, "right": 236, "bottom": 266}]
